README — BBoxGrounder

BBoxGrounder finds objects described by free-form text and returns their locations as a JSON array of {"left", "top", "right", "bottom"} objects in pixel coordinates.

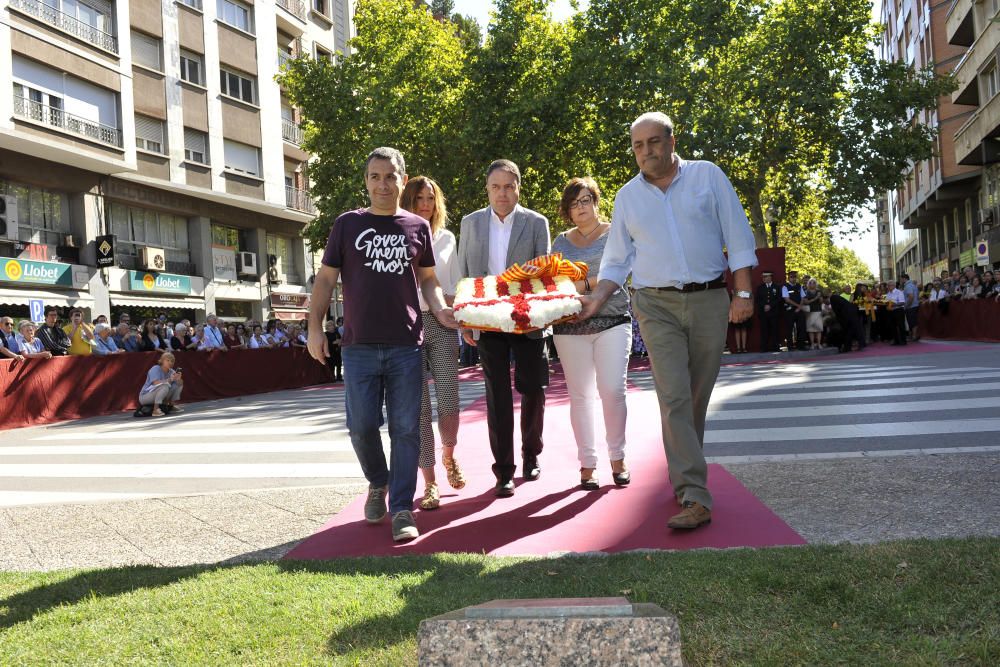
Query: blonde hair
[
  {"left": 400, "top": 176, "right": 448, "bottom": 234},
  {"left": 159, "top": 352, "right": 176, "bottom": 365}
]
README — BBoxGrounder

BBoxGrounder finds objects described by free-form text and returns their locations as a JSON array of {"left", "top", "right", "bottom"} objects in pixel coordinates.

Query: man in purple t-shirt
[{"left": 308, "top": 147, "right": 458, "bottom": 543}]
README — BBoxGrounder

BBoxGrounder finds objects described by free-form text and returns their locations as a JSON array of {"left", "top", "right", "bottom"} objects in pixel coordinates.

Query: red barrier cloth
[
  {"left": 0, "top": 348, "right": 333, "bottom": 430},
  {"left": 918, "top": 300, "right": 1000, "bottom": 342}
]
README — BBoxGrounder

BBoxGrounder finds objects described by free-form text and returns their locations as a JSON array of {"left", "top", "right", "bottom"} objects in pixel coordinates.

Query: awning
[
  {"left": 110, "top": 294, "right": 206, "bottom": 309},
  {"left": 0, "top": 287, "right": 95, "bottom": 307}
]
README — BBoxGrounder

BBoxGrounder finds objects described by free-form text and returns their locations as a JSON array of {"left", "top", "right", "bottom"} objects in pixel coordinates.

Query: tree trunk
[{"left": 746, "top": 190, "right": 769, "bottom": 248}]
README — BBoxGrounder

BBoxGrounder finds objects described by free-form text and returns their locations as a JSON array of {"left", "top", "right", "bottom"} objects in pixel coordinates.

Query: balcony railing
[
  {"left": 13, "top": 95, "right": 123, "bottom": 148},
  {"left": 9, "top": 0, "right": 118, "bottom": 53},
  {"left": 278, "top": 50, "right": 294, "bottom": 70},
  {"left": 276, "top": 0, "right": 307, "bottom": 21},
  {"left": 285, "top": 186, "right": 315, "bottom": 214},
  {"left": 281, "top": 118, "right": 304, "bottom": 146}
]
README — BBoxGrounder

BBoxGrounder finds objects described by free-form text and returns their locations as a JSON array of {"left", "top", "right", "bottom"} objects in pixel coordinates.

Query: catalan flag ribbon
[{"left": 498, "top": 253, "right": 589, "bottom": 283}]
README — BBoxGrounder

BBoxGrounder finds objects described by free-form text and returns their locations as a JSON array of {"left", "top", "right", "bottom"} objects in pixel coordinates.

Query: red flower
[{"left": 473, "top": 278, "right": 486, "bottom": 299}]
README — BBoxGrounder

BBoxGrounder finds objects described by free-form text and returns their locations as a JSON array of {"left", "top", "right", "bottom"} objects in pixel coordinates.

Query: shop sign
[
  {"left": 128, "top": 270, "right": 192, "bottom": 294},
  {"left": 975, "top": 241, "right": 989, "bottom": 267},
  {"left": 270, "top": 292, "right": 309, "bottom": 309},
  {"left": 14, "top": 242, "right": 58, "bottom": 262},
  {"left": 959, "top": 248, "right": 975, "bottom": 269},
  {"left": 95, "top": 235, "right": 116, "bottom": 267},
  {"left": 2, "top": 258, "right": 73, "bottom": 286},
  {"left": 212, "top": 245, "right": 238, "bottom": 281}
]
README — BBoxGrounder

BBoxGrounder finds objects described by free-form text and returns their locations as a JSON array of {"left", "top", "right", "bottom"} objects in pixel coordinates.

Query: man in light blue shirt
[
  {"left": 579, "top": 112, "right": 757, "bottom": 531},
  {"left": 901, "top": 273, "right": 920, "bottom": 342}
]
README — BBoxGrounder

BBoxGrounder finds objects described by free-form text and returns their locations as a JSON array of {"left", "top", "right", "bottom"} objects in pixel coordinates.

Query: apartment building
[
  {"left": 0, "top": 0, "right": 352, "bottom": 324},
  {"left": 878, "top": 0, "right": 999, "bottom": 283}
]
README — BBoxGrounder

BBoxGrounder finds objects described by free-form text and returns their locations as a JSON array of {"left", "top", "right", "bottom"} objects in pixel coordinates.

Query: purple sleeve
[
  {"left": 321, "top": 214, "right": 346, "bottom": 268},
  {"left": 418, "top": 220, "right": 435, "bottom": 268}
]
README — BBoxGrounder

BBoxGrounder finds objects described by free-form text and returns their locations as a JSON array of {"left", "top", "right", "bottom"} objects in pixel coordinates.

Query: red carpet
[{"left": 284, "top": 375, "right": 804, "bottom": 559}]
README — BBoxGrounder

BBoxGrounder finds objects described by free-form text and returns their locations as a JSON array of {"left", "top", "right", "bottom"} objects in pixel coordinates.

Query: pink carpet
[{"left": 284, "top": 375, "right": 805, "bottom": 560}]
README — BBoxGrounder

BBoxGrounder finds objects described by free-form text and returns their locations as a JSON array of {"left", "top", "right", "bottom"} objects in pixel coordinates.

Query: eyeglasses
[
  {"left": 568, "top": 195, "right": 594, "bottom": 210},
  {"left": 0, "top": 321, "right": 12, "bottom": 327}
]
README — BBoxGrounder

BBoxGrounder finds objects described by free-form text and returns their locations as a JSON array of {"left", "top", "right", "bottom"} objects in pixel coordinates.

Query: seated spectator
[
  {"left": 952, "top": 276, "right": 969, "bottom": 300},
  {"left": 223, "top": 323, "right": 245, "bottom": 349},
  {"left": 198, "top": 313, "right": 227, "bottom": 351},
  {"left": 117, "top": 312, "right": 131, "bottom": 327},
  {"left": 964, "top": 276, "right": 982, "bottom": 300},
  {"left": 235, "top": 323, "right": 248, "bottom": 344},
  {"left": 114, "top": 323, "right": 142, "bottom": 352},
  {"left": 139, "top": 318, "right": 166, "bottom": 352},
  {"left": 92, "top": 315, "right": 109, "bottom": 326},
  {"left": 0, "top": 316, "right": 25, "bottom": 361},
  {"left": 14, "top": 321, "right": 53, "bottom": 360},
  {"left": 191, "top": 323, "right": 204, "bottom": 348},
  {"left": 139, "top": 351, "right": 183, "bottom": 417},
  {"left": 63, "top": 308, "right": 95, "bottom": 356},
  {"left": 170, "top": 323, "right": 198, "bottom": 351},
  {"left": 288, "top": 324, "right": 307, "bottom": 348},
  {"left": 929, "top": 279, "right": 948, "bottom": 302},
  {"left": 36, "top": 306, "right": 71, "bottom": 356},
  {"left": 266, "top": 320, "right": 287, "bottom": 348},
  {"left": 92, "top": 323, "right": 125, "bottom": 355},
  {"left": 979, "top": 271, "right": 995, "bottom": 299},
  {"left": 248, "top": 324, "right": 273, "bottom": 349}
]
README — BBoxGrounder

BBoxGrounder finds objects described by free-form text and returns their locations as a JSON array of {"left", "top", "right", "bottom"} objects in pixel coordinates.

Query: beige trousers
[{"left": 633, "top": 287, "right": 730, "bottom": 509}]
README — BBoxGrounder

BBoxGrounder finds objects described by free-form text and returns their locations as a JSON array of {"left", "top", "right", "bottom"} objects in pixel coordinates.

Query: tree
[{"left": 279, "top": 0, "right": 470, "bottom": 250}]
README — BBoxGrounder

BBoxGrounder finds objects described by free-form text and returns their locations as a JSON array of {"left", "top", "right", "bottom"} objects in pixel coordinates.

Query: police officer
[
  {"left": 782, "top": 269, "right": 807, "bottom": 351},
  {"left": 755, "top": 270, "right": 782, "bottom": 352}
]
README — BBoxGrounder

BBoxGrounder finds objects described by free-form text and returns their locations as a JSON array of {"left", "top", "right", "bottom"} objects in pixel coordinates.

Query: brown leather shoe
[{"left": 667, "top": 501, "right": 711, "bottom": 529}]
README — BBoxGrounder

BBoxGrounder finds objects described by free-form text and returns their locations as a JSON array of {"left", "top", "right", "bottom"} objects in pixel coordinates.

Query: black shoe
[
  {"left": 580, "top": 477, "right": 600, "bottom": 491},
  {"left": 522, "top": 457, "right": 540, "bottom": 481},
  {"left": 495, "top": 479, "right": 515, "bottom": 497},
  {"left": 612, "top": 470, "right": 631, "bottom": 486}
]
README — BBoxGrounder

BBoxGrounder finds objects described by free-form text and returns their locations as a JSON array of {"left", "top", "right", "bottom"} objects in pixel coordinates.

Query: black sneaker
[{"left": 364, "top": 486, "right": 388, "bottom": 524}]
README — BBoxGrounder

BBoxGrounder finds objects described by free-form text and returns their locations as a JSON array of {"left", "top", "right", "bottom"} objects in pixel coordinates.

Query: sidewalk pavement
[{"left": 2, "top": 451, "right": 998, "bottom": 571}]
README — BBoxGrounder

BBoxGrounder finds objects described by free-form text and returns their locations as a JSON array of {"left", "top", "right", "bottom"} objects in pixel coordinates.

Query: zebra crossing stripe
[
  {"left": 709, "top": 381, "right": 1000, "bottom": 405},
  {"left": 707, "top": 397, "right": 1000, "bottom": 421},
  {"left": 0, "top": 463, "right": 365, "bottom": 478},
  {"left": 705, "top": 418, "right": 1000, "bottom": 444},
  {"left": 706, "top": 445, "right": 1000, "bottom": 464}
]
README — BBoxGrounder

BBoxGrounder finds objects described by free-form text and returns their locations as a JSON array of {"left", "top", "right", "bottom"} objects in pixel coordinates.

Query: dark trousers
[
  {"left": 759, "top": 309, "right": 781, "bottom": 351},
  {"left": 477, "top": 331, "right": 548, "bottom": 482},
  {"left": 784, "top": 309, "right": 806, "bottom": 350},
  {"left": 891, "top": 308, "right": 907, "bottom": 345},
  {"left": 327, "top": 347, "right": 342, "bottom": 380}
]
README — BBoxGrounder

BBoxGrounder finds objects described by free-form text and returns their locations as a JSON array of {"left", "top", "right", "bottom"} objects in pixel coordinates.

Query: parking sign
[{"left": 29, "top": 298, "right": 44, "bottom": 323}]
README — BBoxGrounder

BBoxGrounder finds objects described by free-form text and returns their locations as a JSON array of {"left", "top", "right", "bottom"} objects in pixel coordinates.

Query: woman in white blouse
[{"left": 401, "top": 175, "right": 465, "bottom": 510}]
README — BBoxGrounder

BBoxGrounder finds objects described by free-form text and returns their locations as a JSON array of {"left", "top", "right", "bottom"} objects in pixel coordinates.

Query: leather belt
[{"left": 647, "top": 275, "right": 727, "bottom": 293}]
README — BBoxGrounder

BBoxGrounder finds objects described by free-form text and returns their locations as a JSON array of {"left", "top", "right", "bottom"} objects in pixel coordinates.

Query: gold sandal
[
  {"left": 419, "top": 482, "right": 440, "bottom": 510},
  {"left": 443, "top": 456, "right": 466, "bottom": 490}
]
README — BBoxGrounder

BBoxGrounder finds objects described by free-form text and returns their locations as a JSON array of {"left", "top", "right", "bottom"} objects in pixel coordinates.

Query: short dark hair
[
  {"left": 901, "top": 273, "right": 910, "bottom": 281},
  {"left": 69, "top": 308, "right": 83, "bottom": 317},
  {"left": 44, "top": 306, "right": 59, "bottom": 317},
  {"left": 365, "top": 147, "right": 406, "bottom": 177},
  {"left": 486, "top": 159, "right": 521, "bottom": 184},
  {"left": 558, "top": 177, "right": 601, "bottom": 221}
]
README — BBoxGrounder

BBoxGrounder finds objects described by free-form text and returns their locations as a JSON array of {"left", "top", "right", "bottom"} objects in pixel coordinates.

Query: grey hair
[
  {"left": 94, "top": 322, "right": 111, "bottom": 334},
  {"left": 631, "top": 112, "right": 674, "bottom": 137},
  {"left": 486, "top": 159, "right": 521, "bottom": 184},
  {"left": 17, "top": 320, "right": 34, "bottom": 333},
  {"left": 174, "top": 323, "right": 188, "bottom": 334},
  {"left": 365, "top": 147, "right": 406, "bottom": 177}
]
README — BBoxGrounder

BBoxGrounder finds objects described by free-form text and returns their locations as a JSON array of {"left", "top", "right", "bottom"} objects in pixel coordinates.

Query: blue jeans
[{"left": 342, "top": 344, "right": 422, "bottom": 514}]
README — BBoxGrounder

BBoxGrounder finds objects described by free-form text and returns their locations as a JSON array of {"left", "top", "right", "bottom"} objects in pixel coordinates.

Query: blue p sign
[{"left": 29, "top": 299, "right": 44, "bottom": 323}]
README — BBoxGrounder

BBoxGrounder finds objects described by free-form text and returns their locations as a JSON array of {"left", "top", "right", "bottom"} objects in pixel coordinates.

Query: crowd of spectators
[{"left": 0, "top": 307, "right": 337, "bottom": 365}]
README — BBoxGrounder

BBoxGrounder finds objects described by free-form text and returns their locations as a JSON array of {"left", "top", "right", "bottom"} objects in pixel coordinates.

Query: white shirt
[
  {"left": 781, "top": 284, "right": 805, "bottom": 300},
  {"left": 488, "top": 205, "right": 520, "bottom": 276},
  {"left": 418, "top": 228, "right": 462, "bottom": 311},
  {"left": 199, "top": 325, "right": 224, "bottom": 350},
  {"left": 885, "top": 288, "right": 906, "bottom": 305},
  {"left": 599, "top": 157, "right": 758, "bottom": 289},
  {"left": 930, "top": 288, "right": 947, "bottom": 301}
]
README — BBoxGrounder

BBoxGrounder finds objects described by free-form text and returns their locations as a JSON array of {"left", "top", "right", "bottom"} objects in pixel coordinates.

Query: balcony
[
  {"left": 952, "top": 13, "right": 1000, "bottom": 105},
  {"left": 13, "top": 95, "right": 123, "bottom": 148},
  {"left": 285, "top": 186, "right": 315, "bottom": 214},
  {"left": 276, "top": 0, "right": 307, "bottom": 22},
  {"left": 954, "top": 91, "right": 1000, "bottom": 164},
  {"left": 281, "top": 118, "right": 303, "bottom": 145},
  {"left": 946, "top": 0, "right": 975, "bottom": 47},
  {"left": 278, "top": 50, "right": 294, "bottom": 71},
  {"left": 9, "top": 0, "right": 118, "bottom": 54}
]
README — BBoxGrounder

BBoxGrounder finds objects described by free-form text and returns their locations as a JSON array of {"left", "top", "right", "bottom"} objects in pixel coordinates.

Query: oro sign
[{"left": 976, "top": 241, "right": 990, "bottom": 267}]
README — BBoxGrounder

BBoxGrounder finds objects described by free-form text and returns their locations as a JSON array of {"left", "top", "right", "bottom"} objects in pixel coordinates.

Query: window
[
  {"left": 312, "top": 0, "right": 327, "bottom": 15},
  {"left": 224, "top": 139, "right": 261, "bottom": 177},
  {"left": 131, "top": 32, "right": 162, "bottom": 70},
  {"left": 178, "top": 0, "right": 203, "bottom": 9},
  {"left": 314, "top": 44, "right": 333, "bottom": 63},
  {"left": 220, "top": 68, "right": 256, "bottom": 104},
  {"left": 0, "top": 180, "right": 69, "bottom": 246},
  {"left": 184, "top": 128, "right": 209, "bottom": 164},
  {"left": 982, "top": 62, "right": 999, "bottom": 101},
  {"left": 180, "top": 50, "right": 204, "bottom": 85},
  {"left": 110, "top": 203, "right": 191, "bottom": 267},
  {"left": 267, "top": 233, "right": 300, "bottom": 283},
  {"left": 211, "top": 223, "right": 242, "bottom": 249},
  {"left": 217, "top": 0, "right": 253, "bottom": 33},
  {"left": 12, "top": 82, "right": 64, "bottom": 128},
  {"left": 135, "top": 115, "right": 166, "bottom": 154}
]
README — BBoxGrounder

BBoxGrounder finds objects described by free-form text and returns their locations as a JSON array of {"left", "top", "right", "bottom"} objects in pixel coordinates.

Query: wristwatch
[{"left": 735, "top": 290, "right": 752, "bottom": 299}]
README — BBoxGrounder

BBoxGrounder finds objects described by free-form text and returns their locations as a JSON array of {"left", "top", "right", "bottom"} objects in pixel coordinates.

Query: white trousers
[{"left": 553, "top": 323, "right": 632, "bottom": 469}]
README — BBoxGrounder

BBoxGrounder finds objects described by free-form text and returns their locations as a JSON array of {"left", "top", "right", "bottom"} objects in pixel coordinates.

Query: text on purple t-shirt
[{"left": 321, "top": 208, "right": 435, "bottom": 346}]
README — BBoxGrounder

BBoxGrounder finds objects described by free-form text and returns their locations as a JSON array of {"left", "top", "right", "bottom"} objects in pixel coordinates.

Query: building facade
[
  {"left": 0, "top": 0, "right": 352, "bottom": 324},
  {"left": 879, "top": 0, "right": 1000, "bottom": 283}
]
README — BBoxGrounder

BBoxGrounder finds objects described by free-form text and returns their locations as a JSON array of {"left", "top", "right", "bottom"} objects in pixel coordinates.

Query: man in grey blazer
[{"left": 458, "top": 159, "right": 551, "bottom": 497}]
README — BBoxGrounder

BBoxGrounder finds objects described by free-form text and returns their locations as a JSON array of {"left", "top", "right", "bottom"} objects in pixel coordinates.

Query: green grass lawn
[{"left": 1, "top": 538, "right": 997, "bottom": 666}]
